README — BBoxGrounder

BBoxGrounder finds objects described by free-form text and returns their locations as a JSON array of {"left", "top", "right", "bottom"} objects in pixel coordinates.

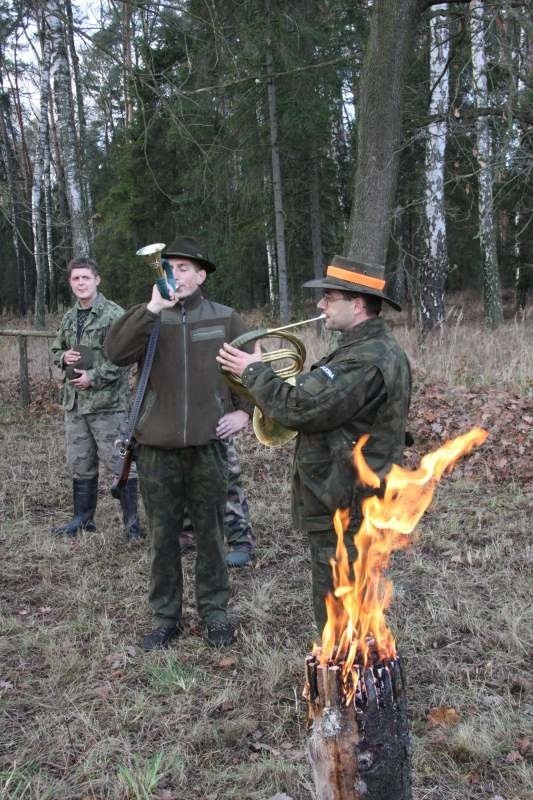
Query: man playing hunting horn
[{"left": 217, "top": 255, "right": 412, "bottom": 632}]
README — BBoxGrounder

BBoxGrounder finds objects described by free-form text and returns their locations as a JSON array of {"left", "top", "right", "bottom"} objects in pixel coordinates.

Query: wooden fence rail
[{"left": 0, "top": 329, "right": 56, "bottom": 407}]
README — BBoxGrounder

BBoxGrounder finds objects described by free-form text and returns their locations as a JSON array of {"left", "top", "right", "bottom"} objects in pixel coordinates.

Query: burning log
[
  {"left": 304, "top": 428, "right": 488, "bottom": 800},
  {"left": 305, "top": 649, "right": 411, "bottom": 800}
]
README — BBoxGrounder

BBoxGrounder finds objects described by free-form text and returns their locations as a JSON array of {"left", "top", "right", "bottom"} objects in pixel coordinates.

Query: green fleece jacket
[
  {"left": 104, "top": 289, "right": 252, "bottom": 448},
  {"left": 241, "top": 317, "right": 412, "bottom": 532}
]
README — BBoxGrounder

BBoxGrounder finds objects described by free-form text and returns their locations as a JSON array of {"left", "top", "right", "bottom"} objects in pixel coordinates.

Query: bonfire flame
[{"left": 317, "top": 427, "right": 488, "bottom": 697}]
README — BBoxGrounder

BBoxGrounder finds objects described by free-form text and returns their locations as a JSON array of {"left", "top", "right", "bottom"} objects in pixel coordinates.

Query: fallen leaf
[
  {"left": 0, "top": 680, "right": 14, "bottom": 690},
  {"left": 216, "top": 655, "right": 238, "bottom": 669},
  {"left": 426, "top": 706, "right": 460, "bottom": 728},
  {"left": 504, "top": 750, "right": 524, "bottom": 764},
  {"left": 94, "top": 685, "right": 113, "bottom": 700},
  {"left": 516, "top": 736, "right": 531, "bottom": 756},
  {"left": 249, "top": 741, "right": 280, "bottom": 756},
  {"left": 110, "top": 668, "right": 125, "bottom": 680},
  {"left": 216, "top": 700, "right": 234, "bottom": 713}
]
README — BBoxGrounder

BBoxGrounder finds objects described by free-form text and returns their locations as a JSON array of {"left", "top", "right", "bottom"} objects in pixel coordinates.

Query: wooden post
[
  {"left": 18, "top": 335, "right": 30, "bottom": 407},
  {"left": 305, "top": 655, "right": 412, "bottom": 800},
  {"left": 0, "top": 329, "right": 56, "bottom": 408}
]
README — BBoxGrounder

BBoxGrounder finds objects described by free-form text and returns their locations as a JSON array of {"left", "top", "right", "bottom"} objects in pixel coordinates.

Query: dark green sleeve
[
  {"left": 104, "top": 304, "right": 158, "bottom": 365},
  {"left": 242, "top": 360, "right": 384, "bottom": 433}
]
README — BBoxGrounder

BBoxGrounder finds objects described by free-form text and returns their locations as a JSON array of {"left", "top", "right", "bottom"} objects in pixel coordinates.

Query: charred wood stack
[{"left": 305, "top": 651, "right": 412, "bottom": 800}]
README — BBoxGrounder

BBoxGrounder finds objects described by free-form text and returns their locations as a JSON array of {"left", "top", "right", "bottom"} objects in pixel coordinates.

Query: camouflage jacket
[
  {"left": 51, "top": 293, "right": 131, "bottom": 414},
  {"left": 104, "top": 289, "right": 252, "bottom": 448},
  {"left": 242, "top": 317, "right": 412, "bottom": 532}
]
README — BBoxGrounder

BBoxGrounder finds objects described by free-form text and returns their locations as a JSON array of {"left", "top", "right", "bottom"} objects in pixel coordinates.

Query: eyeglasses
[{"left": 320, "top": 293, "right": 348, "bottom": 305}]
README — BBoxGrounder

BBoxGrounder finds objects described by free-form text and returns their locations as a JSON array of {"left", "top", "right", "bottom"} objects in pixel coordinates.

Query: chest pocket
[
  {"left": 82, "top": 320, "right": 109, "bottom": 347},
  {"left": 191, "top": 325, "right": 225, "bottom": 341}
]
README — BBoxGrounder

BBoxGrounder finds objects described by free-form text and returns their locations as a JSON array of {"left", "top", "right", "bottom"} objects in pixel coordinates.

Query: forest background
[
  {"left": 0, "top": 1, "right": 532, "bottom": 799},
  {"left": 0, "top": 0, "right": 531, "bottom": 328}
]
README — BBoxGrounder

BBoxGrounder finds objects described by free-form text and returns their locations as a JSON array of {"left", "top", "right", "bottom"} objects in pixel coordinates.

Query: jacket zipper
[{"left": 181, "top": 305, "right": 188, "bottom": 444}]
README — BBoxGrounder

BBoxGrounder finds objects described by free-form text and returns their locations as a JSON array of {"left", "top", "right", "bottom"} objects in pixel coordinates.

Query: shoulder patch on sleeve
[{"left": 319, "top": 365, "right": 335, "bottom": 380}]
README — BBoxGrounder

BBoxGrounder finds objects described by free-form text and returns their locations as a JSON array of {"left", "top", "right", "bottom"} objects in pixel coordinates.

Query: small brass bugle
[{"left": 222, "top": 314, "right": 326, "bottom": 447}]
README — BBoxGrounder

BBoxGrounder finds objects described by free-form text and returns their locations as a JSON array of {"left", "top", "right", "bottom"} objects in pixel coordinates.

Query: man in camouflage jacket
[
  {"left": 217, "top": 255, "right": 411, "bottom": 632},
  {"left": 51, "top": 257, "right": 142, "bottom": 541},
  {"left": 105, "top": 237, "right": 252, "bottom": 650}
]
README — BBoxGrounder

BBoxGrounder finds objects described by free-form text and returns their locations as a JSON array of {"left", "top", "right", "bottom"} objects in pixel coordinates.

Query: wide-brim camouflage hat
[
  {"left": 162, "top": 237, "right": 216, "bottom": 273},
  {"left": 65, "top": 344, "right": 94, "bottom": 380},
  {"left": 303, "top": 254, "right": 401, "bottom": 311}
]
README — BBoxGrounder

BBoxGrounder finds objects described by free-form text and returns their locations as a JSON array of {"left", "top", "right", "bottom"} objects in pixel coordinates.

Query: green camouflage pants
[
  {"left": 308, "top": 529, "right": 357, "bottom": 634},
  {"left": 182, "top": 438, "right": 254, "bottom": 549},
  {"left": 65, "top": 408, "right": 136, "bottom": 481},
  {"left": 136, "top": 441, "right": 230, "bottom": 627}
]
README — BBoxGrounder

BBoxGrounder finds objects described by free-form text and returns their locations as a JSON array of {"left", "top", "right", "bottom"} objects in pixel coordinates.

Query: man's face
[
  {"left": 317, "top": 290, "right": 360, "bottom": 331},
  {"left": 69, "top": 268, "right": 100, "bottom": 306},
  {"left": 167, "top": 257, "right": 206, "bottom": 298}
]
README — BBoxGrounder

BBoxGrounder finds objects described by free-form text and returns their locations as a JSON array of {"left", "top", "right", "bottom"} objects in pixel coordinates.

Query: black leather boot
[
  {"left": 119, "top": 478, "right": 145, "bottom": 541},
  {"left": 53, "top": 477, "right": 98, "bottom": 536}
]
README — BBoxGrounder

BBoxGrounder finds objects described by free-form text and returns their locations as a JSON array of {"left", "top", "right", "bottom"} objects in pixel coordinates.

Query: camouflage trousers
[
  {"left": 182, "top": 438, "right": 254, "bottom": 550},
  {"left": 136, "top": 441, "right": 230, "bottom": 627},
  {"left": 65, "top": 407, "right": 136, "bottom": 481},
  {"left": 308, "top": 529, "right": 357, "bottom": 634}
]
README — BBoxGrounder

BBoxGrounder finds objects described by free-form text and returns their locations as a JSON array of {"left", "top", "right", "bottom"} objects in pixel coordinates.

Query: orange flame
[{"left": 318, "top": 427, "right": 488, "bottom": 684}]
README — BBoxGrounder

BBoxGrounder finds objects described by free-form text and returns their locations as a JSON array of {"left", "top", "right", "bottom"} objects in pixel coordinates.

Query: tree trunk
[
  {"left": 0, "top": 81, "right": 28, "bottom": 315},
  {"left": 122, "top": 0, "right": 134, "bottom": 126},
  {"left": 32, "top": 12, "right": 52, "bottom": 330},
  {"left": 469, "top": 0, "right": 504, "bottom": 328},
  {"left": 49, "top": 90, "right": 71, "bottom": 271},
  {"left": 44, "top": 138, "right": 56, "bottom": 312},
  {"left": 49, "top": 0, "right": 91, "bottom": 256},
  {"left": 65, "top": 0, "right": 93, "bottom": 233},
  {"left": 309, "top": 154, "right": 325, "bottom": 326},
  {"left": 9, "top": 40, "right": 33, "bottom": 201},
  {"left": 345, "top": 0, "right": 419, "bottom": 266},
  {"left": 265, "top": 0, "right": 290, "bottom": 323},
  {"left": 420, "top": 4, "right": 451, "bottom": 332}
]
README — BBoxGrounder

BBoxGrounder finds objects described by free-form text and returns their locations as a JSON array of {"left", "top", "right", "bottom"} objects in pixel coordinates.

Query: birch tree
[
  {"left": 265, "top": 0, "right": 289, "bottom": 322},
  {"left": 420, "top": 3, "right": 451, "bottom": 332},
  {"left": 469, "top": 0, "right": 503, "bottom": 328},
  {"left": 65, "top": 0, "right": 93, "bottom": 229},
  {"left": 48, "top": 0, "right": 91, "bottom": 256}
]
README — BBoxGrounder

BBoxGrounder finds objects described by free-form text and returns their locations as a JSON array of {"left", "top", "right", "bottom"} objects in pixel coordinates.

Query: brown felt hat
[
  {"left": 303, "top": 254, "right": 401, "bottom": 311},
  {"left": 162, "top": 237, "right": 216, "bottom": 273}
]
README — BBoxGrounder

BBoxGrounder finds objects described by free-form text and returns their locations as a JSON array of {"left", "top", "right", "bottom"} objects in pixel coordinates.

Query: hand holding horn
[{"left": 216, "top": 340, "right": 262, "bottom": 378}]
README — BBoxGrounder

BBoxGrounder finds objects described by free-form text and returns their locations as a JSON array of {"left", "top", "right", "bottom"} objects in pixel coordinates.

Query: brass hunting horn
[
  {"left": 136, "top": 243, "right": 176, "bottom": 299},
  {"left": 222, "top": 315, "right": 325, "bottom": 447}
]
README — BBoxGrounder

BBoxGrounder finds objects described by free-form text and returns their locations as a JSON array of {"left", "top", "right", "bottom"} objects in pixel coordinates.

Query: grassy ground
[{"left": 0, "top": 307, "right": 532, "bottom": 800}]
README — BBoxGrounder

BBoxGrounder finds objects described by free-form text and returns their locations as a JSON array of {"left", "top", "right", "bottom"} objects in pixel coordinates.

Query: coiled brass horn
[{"left": 222, "top": 314, "right": 325, "bottom": 447}]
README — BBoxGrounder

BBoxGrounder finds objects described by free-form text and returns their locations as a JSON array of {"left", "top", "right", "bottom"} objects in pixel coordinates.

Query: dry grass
[{"left": 0, "top": 306, "right": 532, "bottom": 800}]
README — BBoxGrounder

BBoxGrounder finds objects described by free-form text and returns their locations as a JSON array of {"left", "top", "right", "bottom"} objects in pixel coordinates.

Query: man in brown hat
[
  {"left": 217, "top": 254, "right": 411, "bottom": 633},
  {"left": 105, "top": 237, "right": 252, "bottom": 650}
]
